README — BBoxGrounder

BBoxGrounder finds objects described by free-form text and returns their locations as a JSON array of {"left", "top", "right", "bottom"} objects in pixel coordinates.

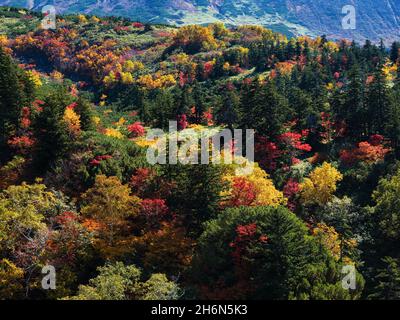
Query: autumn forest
[{"left": 1, "top": 6, "right": 400, "bottom": 300}]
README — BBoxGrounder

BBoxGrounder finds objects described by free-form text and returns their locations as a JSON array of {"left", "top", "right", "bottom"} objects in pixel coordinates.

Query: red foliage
[
  {"left": 55, "top": 211, "right": 79, "bottom": 225},
  {"left": 203, "top": 61, "right": 214, "bottom": 78},
  {"left": 229, "top": 223, "right": 268, "bottom": 266},
  {"left": 177, "top": 114, "right": 188, "bottom": 130},
  {"left": 132, "top": 22, "right": 144, "bottom": 28},
  {"left": 223, "top": 177, "right": 257, "bottom": 208},
  {"left": 278, "top": 132, "right": 312, "bottom": 152},
  {"left": 66, "top": 102, "right": 78, "bottom": 109},
  {"left": 130, "top": 167, "right": 157, "bottom": 197},
  {"left": 20, "top": 117, "right": 31, "bottom": 129},
  {"left": 127, "top": 121, "right": 146, "bottom": 137},
  {"left": 283, "top": 179, "right": 300, "bottom": 211},
  {"left": 89, "top": 154, "right": 113, "bottom": 166},
  {"left": 255, "top": 136, "right": 282, "bottom": 171},
  {"left": 334, "top": 72, "right": 340, "bottom": 80},
  {"left": 340, "top": 136, "right": 391, "bottom": 165},
  {"left": 140, "top": 199, "right": 169, "bottom": 217},
  {"left": 369, "top": 134, "right": 384, "bottom": 146},
  {"left": 8, "top": 135, "right": 35, "bottom": 152}
]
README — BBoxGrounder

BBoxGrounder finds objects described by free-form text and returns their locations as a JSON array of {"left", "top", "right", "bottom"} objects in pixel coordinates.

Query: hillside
[
  {"left": 1, "top": 0, "right": 400, "bottom": 41},
  {"left": 2, "top": 7, "right": 400, "bottom": 301}
]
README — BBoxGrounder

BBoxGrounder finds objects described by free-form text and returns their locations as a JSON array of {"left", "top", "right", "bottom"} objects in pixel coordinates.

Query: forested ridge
[{"left": 1, "top": 6, "right": 400, "bottom": 300}]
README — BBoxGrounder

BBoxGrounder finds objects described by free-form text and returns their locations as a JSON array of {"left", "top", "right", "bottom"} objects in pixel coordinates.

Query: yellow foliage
[
  {"left": 50, "top": 70, "right": 64, "bottom": 81},
  {"left": 382, "top": 59, "right": 398, "bottom": 82},
  {"left": 78, "top": 14, "right": 88, "bottom": 24},
  {"left": 121, "top": 72, "right": 134, "bottom": 85},
  {"left": 0, "top": 259, "right": 24, "bottom": 299},
  {"left": 90, "top": 16, "right": 100, "bottom": 23},
  {"left": 0, "top": 35, "right": 8, "bottom": 47},
  {"left": 222, "top": 163, "right": 286, "bottom": 207},
  {"left": 92, "top": 116, "right": 101, "bottom": 127},
  {"left": 134, "top": 137, "right": 158, "bottom": 148},
  {"left": 63, "top": 107, "right": 81, "bottom": 134},
  {"left": 301, "top": 162, "right": 343, "bottom": 206},
  {"left": 114, "top": 117, "right": 126, "bottom": 127},
  {"left": 123, "top": 60, "right": 144, "bottom": 72},
  {"left": 312, "top": 223, "right": 341, "bottom": 261},
  {"left": 173, "top": 25, "right": 218, "bottom": 52},
  {"left": 104, "top": 128, "right": 123, "bottom": 139},
  {"left": 137, "top": 73, "right": 176, "bottom": 89},
  {"left": 26, "top": 70, "right": 42, "bottom": 88},
  {"left": 324, "top": 41, "right": 339, "bottom": 52}
]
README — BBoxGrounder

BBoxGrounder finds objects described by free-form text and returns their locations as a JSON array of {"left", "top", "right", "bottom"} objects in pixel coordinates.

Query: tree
[
  {"left": 191, "top": 206, "right": 363, "bottom": 299},
  {"left": 216, "top": 89, "right": 240, "bottom": 130},
  {"left": 390, "top": 42, "right": 399, "bottom": 63},
  {"left": 162, "top": 163, "right": 228, "bottom": 236},
  {"left": 63, "top": 262, "right": 180, "bottom": 300},
  {"left": 0, "top": 182, "right": 64, "bottom": 253},
  {"left": 173, "top": 25, "right": 218, "bottom": 54},
  {"left": 372, "top": 168, "right": 400, "bottom": 240},
  {"left": 221, "top": 164, "right": 285, "bottom": 208},
  {"left": 370, "top": 257, "right": 400, "bottom": 300},
  {"left": 240, "top": 79, "right": 290, "bottom": 137},
  {"left": 342, "top": 65, "right": 367, "bottom": 138},
  {"left": 0, "top": 259, "right": 24, "bottom": 299},
  {"left": 0, "top": 48, "right": 34, "bottom": 153},
  {"left": 74, "top": 97, "right": 94, "bottom": 131},
  {"left": 301, "top": 162, "right": 343, "bottom": 207},
  {"left": 366, "top": 67, "right": 395, "bottom": 135},
  {"left": 33, "top": 87, "right": 73, "bottom": 173},
  {"left": 80, "top": 175, "right": 140, "bottom": 258}
]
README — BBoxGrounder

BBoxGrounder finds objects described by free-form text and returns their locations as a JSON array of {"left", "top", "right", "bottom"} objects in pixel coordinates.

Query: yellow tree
[
  {"left": 81, "top": 175, "right": 140, "bottom": 258},
  {"left": 300, "top": 162, "right": 343, "bottom": 206},
  {"left": 63, "top": 107, "right": 81, "bottom": 136},
  {"left": 221, "top": 163, "right": 286, "bottom": 207},
  {"left": 0, "top": 259, "right": 24, "bottom": 299}
]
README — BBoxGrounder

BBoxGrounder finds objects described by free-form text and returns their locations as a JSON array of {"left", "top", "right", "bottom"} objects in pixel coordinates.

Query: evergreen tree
[
  {"left": 33, "top": 87, "right": 73, "bottom": 173},
  {"left": 366, "top": 66, "right": 395, "bottom": 135},
  {"left": 343, "top": 65, "right": 367, "bottom": 138},
  {"left": 390, "top": 42, "right": 399, "bottom": 63},
  {"left": 0, "top": 48, "right": 34, "bottom": 152},
  {"left": 191, "top": 206, "right": 364, "bottom": 299},
  {"left": 74, "top": 97, "right": 94, "bottom": 131},
  {"left": 216, "top": 88, "right": 239, "bottom": 130},
  {"left": 370, "top": 257, "right": 400, "bottom": 300}
]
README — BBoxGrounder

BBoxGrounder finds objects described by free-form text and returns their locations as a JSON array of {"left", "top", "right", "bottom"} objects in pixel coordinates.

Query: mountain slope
[{"left": 1, "top": 0, "right": 400, "bottom": 41}]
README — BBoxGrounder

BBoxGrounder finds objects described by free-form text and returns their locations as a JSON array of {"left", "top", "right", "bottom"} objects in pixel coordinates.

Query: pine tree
[
  {"left": 216, "top": 88, "right": 239, "bottom": 130},
  {"left": 33, "top": 87, "right": 73, "bottom": 173},
  {"left": 343, "top": 65, "right": 367, "bottom": 138},
  {"left": 390, "top": 42, "right": 399, "bottom": 63},
  {"left": 370, "top": 257, "right": 400, "bottom": 300},
  {"left": 0, "top": 48, "right": 34, "bottom": 152},
  {"left": 366, "top": 66, "right": 394, "bottom": 135},
  {"left": 74, "top": 97, "right": 94, "bottom": 131}
]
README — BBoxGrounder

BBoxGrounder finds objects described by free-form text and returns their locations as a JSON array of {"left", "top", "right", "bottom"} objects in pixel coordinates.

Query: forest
[{"left": 1, "top": 6, "right": 400, "bottom": 300}]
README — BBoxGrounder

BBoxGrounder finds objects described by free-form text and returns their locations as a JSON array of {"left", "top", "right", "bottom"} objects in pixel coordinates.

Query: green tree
[
  {"left": 372, "top": 168, "right": 400, "bottom": 240},
  {"left": 191, "top": 206, "right": 364, "bottom": 299},
  {"left": 33, "top": 87, "right": 73, "bottom": 172},
  {"left": 74, "top": 97, "right": 94, "bottom": 131},
  {"left": 216, "top": 89, "right": 240, "bottom": 130},
  {"left": 0, "top": 48, "right": 34, "bottom": 152},
  {"left": 370, "top": 257, "right": 400, "bottom": 300},
  {"left": 63, "top": 262, "right": 180, "bottom": 300}
]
